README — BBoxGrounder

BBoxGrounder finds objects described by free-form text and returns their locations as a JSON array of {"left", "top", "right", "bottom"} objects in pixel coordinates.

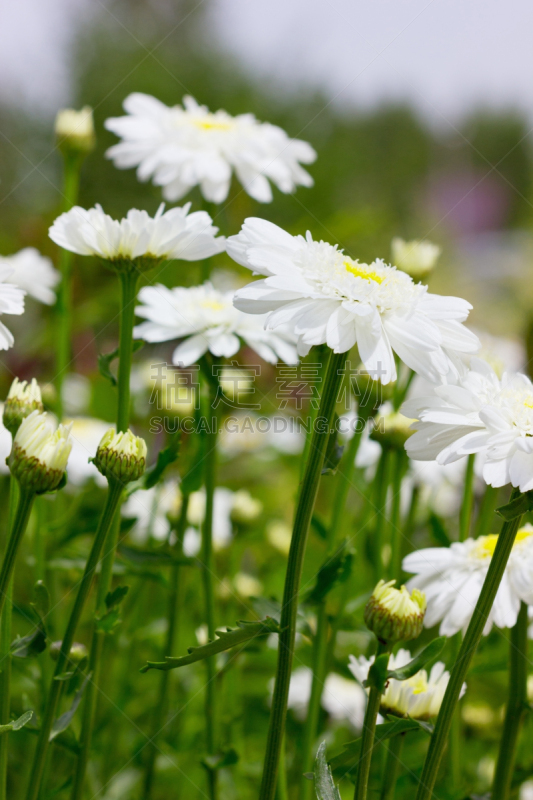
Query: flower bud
[
  {"left": 230, "top": 489, "right": 262, "bottom": 525},
  {"left": 49, "top": 641, "right": 88, "bottom": 664},
  {"left": 364, "top": 579, "right": 426, "bottom": 645},
  {"left": 9, "top": 411, "right": 72, "bottom": 494},
  {"left": 391, "top": 237, "right": 441, "bottom": 280},
  {"left": 3, "top": 378, "right": 43, "bottom": 436},
  {"left": 370, "top": 407, "right": 414, "bottom": 450},
  {"left": 55, "top": 107, "right": 95, "bottom": 155},
  {"left": 91, "top": 429, "right": 147, "bottom": 484}
]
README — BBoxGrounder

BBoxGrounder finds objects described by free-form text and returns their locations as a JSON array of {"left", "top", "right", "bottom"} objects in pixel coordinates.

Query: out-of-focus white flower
[
  {"left": 234, "top": 572, "right": 262, "bottom": 597},
  {"left": 122, "top": 480, "right": 181, "bottom": 543},
  {"left": 0, "top": 248, "right": 59, "bottom": 305},
  {"left": 391, "top": 237, "right": 441, "bottom": 280},
  {"left": 49, "top": 203, "right": 225, "bottom": 265},
  {"left": 404, "top": 357, "right": 533, "bottom": 491},
  {"left": 66, "top": 418, "right": 113, "bottom": 487},
  {"left": 228, "top": 219, "right": 479, "bottom": 382},
  {"left": 10, "top": 411, "right": 72, "bottom": 493},
  {"left": 183, "top": 487, "right": 236, "bottom": 556},
  {"left": 0, "top": 267, "right": 26, "bottom": 350},
  {"left": 61, "top": 373, "right": 91, "bottom": 416},
  {"left": 521, "top": 780, "right": 533, "bottom": 800},
  {"left": 410, "top": 458, "right": 470, "bottom": 519},
  {"left": 219, "top": 411, "right": 305, "bottom": 457},
  {"left": 134, "top": 282, "right": 298, "bottom": 367},
  {"left": 267, "top": 520, "right": 292, "bottom": 555},
  {"left": 0, "top": 404, "right": 13, "bottom": 475},
  {"left": 349, "top": 648, "right": 463, "bottom": 720},
  {"left": 55, "top": 106, "right": 95, "bottom": 153},
  {"left": 472, "top": 327, "right": 526, "bottom": 377},
  {"left": 105, "top": 93, "right": 316, "bottom": 204},
  {"left": 403, "top": 524, "right": 533, "bottom": 636},
  {"left": 230, "top": 489, "right": 263, "bottom": 524}
]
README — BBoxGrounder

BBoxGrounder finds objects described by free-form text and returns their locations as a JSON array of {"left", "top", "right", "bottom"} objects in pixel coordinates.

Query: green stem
[
  {"left": 492, "top": 601, "right": 528, "bottom": 800},
  {"left": 116, "top": 271, "right": 140, "bottom": 434},
  {"left": 388, "top": 449, "right": 405, "bottom": 582},
  {"left": 459, "top": 454, "right": 475, "bottom": 541},
  {"left": 475, "top": 484, "right": 498, "bottom": 538},
  {"left": 301, "top": 406, "right": 372, "bottom": 800},
  {"left": 373, "top": 449, "right": 391, "bottom": 581},
  {"left": 25, "top": 479, "right": 124, "bottom": 800},
  {"left": 354, "top": 642, "right": 390, "bottom": 800},
  {"left": 0, "top": 478, "right": 19, "bottom": 800},
  {"left": 415, "top": 488, "right": 523, "bottom": 800},
  {"left": 258, "top": 350, "right": 346, "bottom": 800},
  {"left": 380, "top": 733, "right": 405, "bottom": 800},
  {"left": 276, "top": 734, "right": 289, "bottom": 800},
  {"left": 143, "top": 494, "right": 190, "bottom": 800},
  {"left": 448, "top": 633, "right": 462, "bottom": 788},
  {"left": 0, "top": 486, "right": 34, "bottom": 621},
  {"left": 55, "top": 152, "right": 82, "bottom": 419}
]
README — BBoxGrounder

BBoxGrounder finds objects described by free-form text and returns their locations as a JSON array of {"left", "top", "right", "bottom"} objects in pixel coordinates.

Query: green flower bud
[
  {"left": 55, "top": 107, "right": 95, "bottom": 156},
  {"left": 391, "top": 237, "right": 441, "bottom": 280},
  {"left": 91, "top": 429, "right": 147, "bottom": 484},
  {"left": 370, "top": 408, "right": 414, "bottom": 450},
  {"left": 49, "top": 641, "right": 88, "bottom": 664},
  {"left": 364, "top": 579, "right": 426, "bottom": 645},
  {"left": 9, "top": 411, "right": 72, "bottom": 494},
  {"left": 3, "top": 378, "right": 43, "bottom": 436}
]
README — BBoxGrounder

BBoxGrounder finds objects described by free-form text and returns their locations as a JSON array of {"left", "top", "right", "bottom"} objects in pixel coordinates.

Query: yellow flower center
[
  {"left": 524, "top": 395, "right": 533, "bottom": 409},
  {"left": 409, "top": 672, "right": 429, "bottom": 695},
  {"left": 193, "top": 116, "right": 233, "bottom": 132},
  {"left": 344, "top": 259, "right": 384, "bottom": 284},
  {"left": 473, "top": 528, "right": 533, "bottom": 559},
  {"left": 201, "top": 299, "right": 225, "bottom": 311}
]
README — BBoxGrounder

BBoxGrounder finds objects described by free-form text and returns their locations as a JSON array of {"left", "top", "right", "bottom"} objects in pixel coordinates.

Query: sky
[{"left": 1, "top": 0, "right": 532, "bottom": 124}]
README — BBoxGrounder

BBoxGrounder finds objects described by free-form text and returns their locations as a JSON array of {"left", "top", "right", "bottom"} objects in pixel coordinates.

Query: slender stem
[
  {"left": 447, "top": 633, "right": 462, "bottom": 788},
  {"left": 276, "top": 734, "right": 289, "bottom": 800},
  {"left": 201, "top": 381, "right": 219, "bottom": 800},
  {"left": 373, "top": 449, "right": 391, "bottom": 581},
  {"left": 301, "top": 405, "right": 372, "bottom": 800},
  {"left": 258, "top": 350, "right": 346, "bottom": 800},
  {"left": 55, "top": 152, "right": 82, "bottom": 419},
  {"left": 380, "top": 733, "right": 405, "bottom": 800},
  {"left": 492, "top": 601, "right": 528, "bottom": 799},
  {"left": 25, "top": 479, "right": 124, "bottom": 800},
  {"left": 459, "top": 454, "right": 475, "bottom": 541},
  {"left": 116, "top": 271, "right": 140, "bottom": 434},
  {"left": 354, "top": 642, "right": 390, "bottom": 800},
  {"left": 475, "top": 484, "right": 498, "bottom": 538},
  {"left": 0, "top": 486, "right": 34, "bottom": 621},
  {"left": 0, "top": 478, "right": 19, "bottom": 800},
  {"left": 388, "top": 449, "right": 405, "bottom": 582},
  {"left": 143, "top": 494, "right": 190, "bottom": 800},
  {"left": 415, "top": 488, "right": 523, "bottom": 800}
]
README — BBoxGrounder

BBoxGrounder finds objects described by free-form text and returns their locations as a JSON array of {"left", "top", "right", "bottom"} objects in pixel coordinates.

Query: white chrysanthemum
[
  {"left": 134, "top": 282, "right": 299, "bottom": 366},
  {"left": 122, "top": 480, "right": 181, "bottom": 543},
  {"left": 391, "top": 237, "right": 441, "bottom": 279},
  {"left": 49, "top": 203, "right": 225, "bottom": 264},
  {"left": 228, "top": 219, "right": 479, "bottom": 384},
  {"left": 105, "top": 93, "right": 316, "bottom": 204},
  {"left": 404, "top": 357, "right": 533, "bottom": 491},
  {"left": 0, "top": 266, "right": 25, "bottom": 349},
  {"left": 0, "top": 248, "right": 59, "bottom": 305},
  {"left": 183, "top": 487, "right": 237, "bottom": 556},
  {"left": 349, "top": 648, "right": 462, "bottom": 720},
  {"left": 403, "top": 525, "right": 533, "bottom": 636},
  {"left": 66, "top": 418, "right": 113, "bottom": 487},
  {"left": 11, "top": 411, "right": 72, "bottom": 492}
]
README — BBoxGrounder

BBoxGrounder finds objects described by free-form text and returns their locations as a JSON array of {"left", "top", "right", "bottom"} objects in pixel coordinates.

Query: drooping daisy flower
[
  {"left": 0, "top": 248, "right": 59, "bottom": 305},
  {"left": 228, "top": 219, "right": 479, "bottom": 383},
  {"left": 404, "top": 357, "right": 533, "bottom": 490},
  {"left": 403, "top": 525, "right": 533, "bottom": 636},
  {"left": 349, "top": 648, "right": 463, "bottom": 720},
  {"left": 391, "top": 237, "right": 441, "bottom": 280},
  {"left": 134, "top": 282, "right": 299, "bottom": 366},
  {"left": 0, "top": 267, "right": 25, "bottom": 349},
  {"left": 105, "top": 93, "right": 316, "bottom": 204},
  {"left": 49, "top": 203, "right": 225, "bottom": 269}
]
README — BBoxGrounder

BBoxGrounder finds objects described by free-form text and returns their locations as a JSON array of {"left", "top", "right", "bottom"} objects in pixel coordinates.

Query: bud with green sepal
[
  {"left": 364, "top": 579, "right": 426, "bottom": 646},
  {"left": 391, "top": 237, "right": 441, "bottom": 281},
  {"left": 55, "top": 107, "right": 95, "bottom": 157},
  {"left": 91, "top": 428, "right": 147, "bottom": 484},
  {"left": 3, "top": 378, "right": 43, "bottom": 436},
  {"left": 8, "top": 410, "right": 72, "bottom": 494},
  {"left": 50, "top": 641, "right": 88, "bottom": 665},
  {"left": 370, "top": 408, "right": 414, "bottom": 451}
]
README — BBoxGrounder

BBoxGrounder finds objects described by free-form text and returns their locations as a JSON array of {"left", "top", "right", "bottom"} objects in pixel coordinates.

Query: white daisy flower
[
  {"left": 65, "top": 417, "right": 114, "bottom": 487},
  {"left": 349, "top": 648, "right": 463, "bottom": 720},
  {"left": 105, "top": 93, "right": 316, "bottom": 204},
  {"left": 122, "top": 480, "right": 181, "bottom": 543},
  {"left": 0, "top": 267, "right": 25, "bottom": 350},
  {"left": 134, "top": 281, "right": 299, "bottom": 366},
  {"left": 49, "top": 203, "right": 225, "bottom": 265},
  {"left": 228, "top": 219, "right": 479, "bottom": 384},
  {"left": 403, "top": 525, "right": 533, "bottom": 636},
  {"left": 404, "top": 357, "right": 533, "bottom": 491},
  {"left": 182, "top": 486, "right": 236, "bottom": 556},
  {"left": 0, "top": 248, "right": 59, "bottom": 305}
]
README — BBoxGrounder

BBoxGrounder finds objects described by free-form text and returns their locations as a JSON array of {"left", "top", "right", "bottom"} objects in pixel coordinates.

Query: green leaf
[
  {"left": 117, "top": 543, "right": 194, "bottom": 568},
  {"left": 314, "top": 741, "right": 341, "bottom": 800},
  {"left": 202, "top": 748, "right": 239, "bottom": 771},
  {"left": 50, "top": 673, "right": 91, "bottom": 740},
  {"left": 98, "top": 342, "right": 143, "bottom": 387},
  {"left": 304, "top": 540, "right": 354, "bottom": 605},
  {"left": 497, "top": 491, "right": 533, "bottom": 520},
  {"left": 321, "top": 418, "right": 344, "bottom": 475},
  {"left": 428, "top": 513, "right": 450, "bottom": 547},
  {"left": 32, "top": 581, "right": 50, "bottom": 620},
  {"left": 141, "top": 618, "right": 281, "bottom": 673},
  {"left": 105, "top": 585, "right": 129, "bottom": 611},
  {"left": 0, "top": 710, "right": 34, "bottom": 734},
  {"left": 11, "top": 628, "right": 46, "bottom": 659},
  {"left": 143, "top": 432, "right": 182, "bottom": 490},
  {"left": 329, "top": 718, "right": 426, "bottom": 771},
  {"left": 387, "top": 637, "right": 447, "bottom": 682},
  {"left": 364, "top": 653, "right": 390, "bottom": 693},
  {"left": 180, "top": 452, "right": 205, "bottom": 495},
  {"left": 311, "top": 515, "right": 328, "bottom": 541},
  {"left": 94, "top": 585, "right": 130, "bottom": 633}
]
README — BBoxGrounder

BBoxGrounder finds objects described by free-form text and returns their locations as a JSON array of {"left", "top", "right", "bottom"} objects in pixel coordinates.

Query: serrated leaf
[
  {"left": 95, "top": 608, "right": 121, "bottom": 634},
  {"left": 314, "top": 741, "right": 341, "bottom": 800},
  {"left": 98, "top": 341, "right": 143, "bottom": 387},
  {"left": 105, "top": 585, "right": 129, "bottom": 611},
  {"left": 143, "top": 432, "right": 181, "bottom": 490},
  {"left": 497, "top": 491, "right": 533, "bottom": 520},
  {"left": 0, "top": 710, "right": 34, "bottom": 734},
  {"left": 141, "top": 618, "right": 281, "bottom": 673},
  {"left": 305, "top": 540, "right": 354, "bottom": 606},
  {"left": 117, "top": 543, "right": 193, "bottom": 568},
  {"left": 50, "top": 673, "right": 91, "bottom": 740},
  {"left": 364, "top": 653, "right": 390, "bottom": 693},
  {"left": 387, "top": 637, "right": 446, "bottom": 682},
  {"left": 321, "top": 418, "right": 344, "bottom": 475},
  {"left": 329, "top": 718, "right": 426, "bottom": 771}
]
